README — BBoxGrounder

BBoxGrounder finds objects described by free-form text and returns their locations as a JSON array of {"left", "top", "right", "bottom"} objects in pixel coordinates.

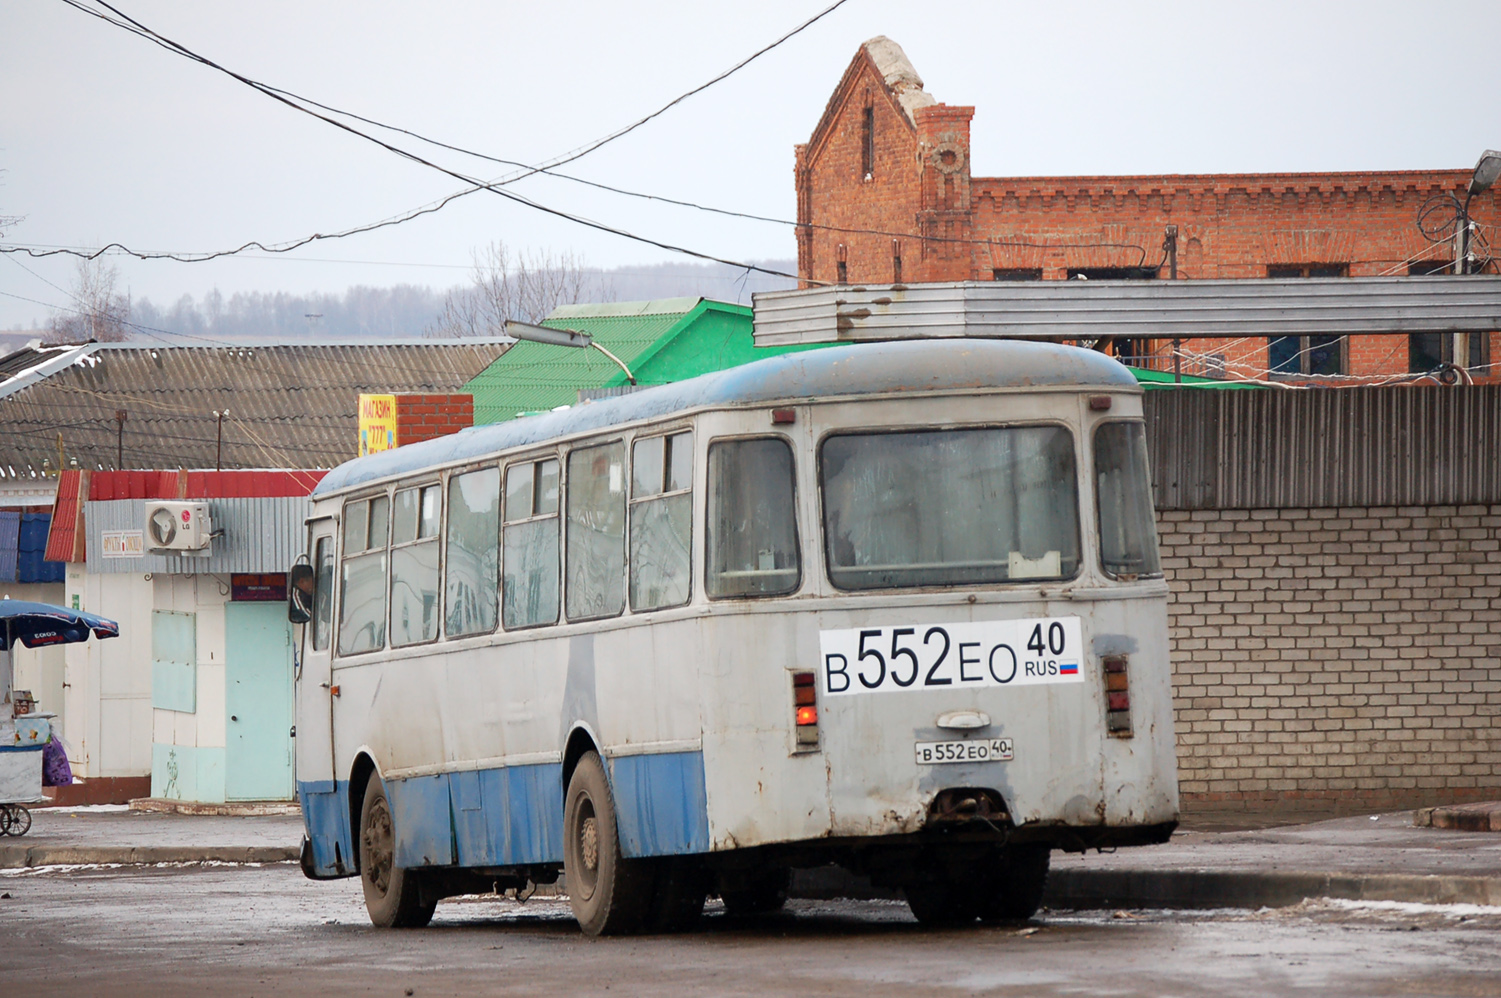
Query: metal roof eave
[{"left": 751, "top": 276, "right": 1501, "bottom": 345}]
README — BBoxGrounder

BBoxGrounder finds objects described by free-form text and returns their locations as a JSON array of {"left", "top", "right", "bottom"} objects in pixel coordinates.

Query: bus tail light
[
  {"left": 1103, "top": 655, "right": 1132, "bottom": 737},
  {"left": 793, "top": 671, "right": 819, "bottom": 747}
]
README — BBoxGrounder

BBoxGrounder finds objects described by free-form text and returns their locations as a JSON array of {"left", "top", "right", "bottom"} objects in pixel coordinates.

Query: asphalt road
[{"left": 2, "top": 864, "right": 1499, "bottom": 997}]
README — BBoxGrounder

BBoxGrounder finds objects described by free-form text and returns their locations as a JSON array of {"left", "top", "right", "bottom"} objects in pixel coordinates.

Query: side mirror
[{"left": 288, "top": 563, "right": 315, "bottom": 625}]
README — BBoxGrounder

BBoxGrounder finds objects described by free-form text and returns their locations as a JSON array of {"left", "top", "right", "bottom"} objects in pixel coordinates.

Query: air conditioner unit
[{"left": 144, "top": 501, "right": 212, "bottom": 553}]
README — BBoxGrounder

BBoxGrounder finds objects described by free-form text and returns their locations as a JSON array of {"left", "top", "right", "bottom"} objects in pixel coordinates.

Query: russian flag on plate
[{"left": 1059, "top": 662, "right": 1079, "bottom": 675}]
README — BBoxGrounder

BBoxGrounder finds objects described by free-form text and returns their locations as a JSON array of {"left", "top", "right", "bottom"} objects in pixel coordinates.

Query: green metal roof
[
  {"left": 464, "top": 298, "right": 747, "bottom": 423},
  {"left": 1130, "top": 366, "right": 1263, "bottom": 389}
]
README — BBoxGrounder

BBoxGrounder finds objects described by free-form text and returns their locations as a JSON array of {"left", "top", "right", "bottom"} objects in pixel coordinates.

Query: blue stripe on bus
[
  {"left": 299, "top": 752, "right": 709, "bottom": 876},
  {"left": 297, "top": 779, "right": 354, "bottom": 878},
  {"left": 389, "top": 773, "right": 455, "bottom": 868},
  {"left": 609, "top": 751, "right": 710, "bottom": 859},
  {"left": 450, "top": 764, "right": 565, "bottom": 867}
]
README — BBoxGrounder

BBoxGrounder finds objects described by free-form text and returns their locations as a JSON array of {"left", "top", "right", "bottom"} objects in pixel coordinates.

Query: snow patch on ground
[{"left": 1320, "top": 898, "right": 1501, "bottom": 918}]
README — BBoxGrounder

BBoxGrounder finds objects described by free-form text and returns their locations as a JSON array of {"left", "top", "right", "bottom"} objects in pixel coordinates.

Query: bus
[{"left": 290, "top": 338, "right": 1178, "bottom": 934}]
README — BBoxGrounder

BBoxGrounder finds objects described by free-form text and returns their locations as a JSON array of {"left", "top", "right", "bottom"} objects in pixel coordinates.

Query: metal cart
[{"left": 0, "top": 600, "right": 120, "bottom": 835}]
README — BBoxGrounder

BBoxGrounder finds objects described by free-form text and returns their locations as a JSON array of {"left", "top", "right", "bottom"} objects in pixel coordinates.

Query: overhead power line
[
  {"left": 12, "top": 0, "right": 852, "bottom": 281},
  {"left": 12, "top": 1, "right": 1153, "bottom": 274}
]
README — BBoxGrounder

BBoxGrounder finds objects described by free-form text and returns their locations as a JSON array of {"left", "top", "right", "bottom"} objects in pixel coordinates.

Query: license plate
[
  {"left": 819, "top": 617, "right": 1084, "bottom": 696},
  {"left": 914, "top": 738, "right": 1013, "bottom": 765}
]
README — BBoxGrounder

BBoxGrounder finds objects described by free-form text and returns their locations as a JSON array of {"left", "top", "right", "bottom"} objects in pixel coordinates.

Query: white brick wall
[{"left": 1158, "top": 504, "right": 1501, "bottom": 812}]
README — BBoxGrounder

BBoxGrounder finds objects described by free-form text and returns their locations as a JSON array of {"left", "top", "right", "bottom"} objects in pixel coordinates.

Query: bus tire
[
  {"left": 976, "top": 845, "right": 1050, "bottom": 922},
  {"left": 645, "top": 858, "right": 709, "bottom": 932},
  {"left": 720, "top": 866, "right": 791, "bottom": 916},
  {"left": 904, "top": 876, "right": 981, "bottom": 926},
  {"left": 565, "top": 751, "right": 655, "bottom": 936},
  {"left": 358, "top": 770, "right": 436, "bottom": 928}
]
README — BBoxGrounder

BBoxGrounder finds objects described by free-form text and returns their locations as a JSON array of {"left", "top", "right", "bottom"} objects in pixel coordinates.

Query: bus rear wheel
[
  {"left": 976, "top": 845, "right": 1050, "bottom": 922},
  {"left": 564, "top": 751, "right": 655, "bottom": 936},
  {"left": 719, "top": 865, "right": 791, "bottom": 916},
  {"left": 904, "top": 876, "right": 981, "bottom": 926},
  {"left": 358, "top": 770, "right": 436, "bottom": 928}
]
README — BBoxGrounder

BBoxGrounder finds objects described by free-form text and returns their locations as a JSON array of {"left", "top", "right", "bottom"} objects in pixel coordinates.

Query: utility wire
[
  {"left": 25, "top": 0, "right": 849, "bottom": 282},
  {"left": 19, "top": 2, "right": 1152, "bottom": 273}
]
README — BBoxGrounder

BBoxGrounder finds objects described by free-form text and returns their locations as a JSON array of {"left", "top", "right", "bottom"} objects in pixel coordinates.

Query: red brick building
[{"left": 795, "top": 37, "right": 1499, "bottom": 382}]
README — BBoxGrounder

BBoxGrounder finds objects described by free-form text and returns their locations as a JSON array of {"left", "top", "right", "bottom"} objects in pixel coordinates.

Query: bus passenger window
[
  {"left": 706, "top": 437, "right": 800, "bottom": 598},
  {"left": 339, "top": 494, "right": 389, "bottom": 655},
  {"left": 630, "top": 432, "right": 692, "bottom": 611},
  {"left": 820, "top": 427, "right": 1079, "bottom": 590},
  {"left": 1094, "top": 422, "right": 1162, "bottom": 580},
  {"left": 503, "top": 458, "right": 560, "bottom": 629},
  {"left": 566, "top": 443, "right": 626, "bottom": 620},
  {"left": 446, "top": 468, "right": 500, "bottom": 637},
  {"left": 312, "top": 536, "right": 334, "bottom": 652},
  {"left": 390, "top": 485, "right": 440, "bottom": 647}
]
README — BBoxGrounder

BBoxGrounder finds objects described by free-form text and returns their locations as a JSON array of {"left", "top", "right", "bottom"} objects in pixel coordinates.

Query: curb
[
  {"left": 1413, "top": 803, "right": 1501, "bottom": 833},
  {"left": 3, "top": 851, "right": 1498, "bottom": 910},
  {"left": 128, "top": 798, "right": 302, "bottom": 817},
  {"left": 790, "top": 866, "right": 1501, "bottom": 909},
  {"left": 1044, "top": 868, "right": 1501, "bottom": 909},
  {"left": 0, "top": 845, "right": 299, "bottom": 869}
]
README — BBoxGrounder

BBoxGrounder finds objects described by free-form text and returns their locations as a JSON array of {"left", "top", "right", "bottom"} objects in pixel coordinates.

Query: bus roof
[{"left": 315, "top": 338, "right": 1137, "bottom": 496}]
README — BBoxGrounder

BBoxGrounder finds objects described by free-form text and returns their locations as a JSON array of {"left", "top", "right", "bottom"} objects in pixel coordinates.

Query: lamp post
[
  {"left": 1458, "top": 149, "right": 1500, "bottom": 275},
  {"left": 504, "top": 321, "right": 637, "bottom": 386}
]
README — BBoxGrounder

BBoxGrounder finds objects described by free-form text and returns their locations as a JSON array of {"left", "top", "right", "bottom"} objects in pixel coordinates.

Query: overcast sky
[{"left": 3, "top": 0, "right": 1498, "bottom": 330}]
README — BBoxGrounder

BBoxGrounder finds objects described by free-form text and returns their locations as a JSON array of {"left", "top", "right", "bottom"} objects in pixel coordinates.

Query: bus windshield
[{"left": 821, "top": 426, "right": 1080, "bottom": 589}]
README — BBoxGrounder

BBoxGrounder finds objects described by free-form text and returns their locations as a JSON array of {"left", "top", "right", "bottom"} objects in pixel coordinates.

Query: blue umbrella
[{"left": 0, "top": 600, "right": 119, "bottom": 650}]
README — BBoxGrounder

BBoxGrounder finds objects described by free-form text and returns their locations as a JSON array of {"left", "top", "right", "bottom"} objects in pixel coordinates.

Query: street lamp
[
  {"left": 1458, "top": 149, "right": 1500, "bottom": 274},
  {"left": 504, "top": 321, "right": 637, "bottom": 385}
]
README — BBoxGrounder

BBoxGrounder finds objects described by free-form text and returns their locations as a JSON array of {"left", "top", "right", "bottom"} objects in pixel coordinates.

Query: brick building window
[
  {"left": 1267, "top": 264, "right": 1348, "bottom": 279},
  {"left": 1409, "top": 332, "right": 1487, "bottom": 373},
  {"left": 860, "top": 105, "right": 874, "bottom": 179},
  {"left": 1269, "top": 335, "right": 1344, "bottom": 376},
  {"left": 992, "top": 268, "right": 1042, "bottom": 281},
  {"left": 1408, "top": 260, "right": 1455, "bottom": 276},
  {"left": 1068, "top": 267, "right": 1159, "bottom": 280},
  {"left": 1267, "top": 264, "right": 1348, "bottom": 376}
]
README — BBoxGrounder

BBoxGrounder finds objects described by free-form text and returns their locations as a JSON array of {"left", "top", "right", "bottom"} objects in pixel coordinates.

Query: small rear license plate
[{"left": 914, "top": 738, "right": 1013, "bottom": 765}]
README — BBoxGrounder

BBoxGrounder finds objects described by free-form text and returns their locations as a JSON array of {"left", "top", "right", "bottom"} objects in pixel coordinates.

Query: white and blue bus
[{"left": 291, "top": 338, "right": 1178, "bottom": 934}]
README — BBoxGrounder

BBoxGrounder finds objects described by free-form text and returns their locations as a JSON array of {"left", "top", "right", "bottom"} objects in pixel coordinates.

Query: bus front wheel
[
  {"left": 564, "top": 751, "right": 655, "bottom": 935},
  {"left": 358, "top": 770, "right": 436, "bottom": 928}
]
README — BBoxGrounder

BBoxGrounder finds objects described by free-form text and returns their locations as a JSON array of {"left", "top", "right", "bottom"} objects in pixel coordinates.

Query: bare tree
[
  {"left": 428, "top": 241, "right": 611, "bottom": 337},
  {"left": 46, "top": 257, "right": 132, "bottom": 342},
  {"left": 0, "top": 169, "right": 23, "bottom": 236}
]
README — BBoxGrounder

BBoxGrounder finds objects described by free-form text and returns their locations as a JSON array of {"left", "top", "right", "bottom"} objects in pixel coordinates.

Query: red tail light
[
  {"left": 1102, "top": 655, "right": 1132, "bottom": 736},
  {"left": 792, "top": 671, "right": 819, "bottom": 748}
]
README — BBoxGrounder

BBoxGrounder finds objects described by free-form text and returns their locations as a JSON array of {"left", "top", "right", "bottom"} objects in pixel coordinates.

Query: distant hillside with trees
[{"left": 93, "top": 255, "right": 797, "bottom": 345}]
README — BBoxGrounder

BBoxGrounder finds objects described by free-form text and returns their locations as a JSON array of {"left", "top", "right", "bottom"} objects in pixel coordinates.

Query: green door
[{"left": 225, "top": 603, "right": 295, "bottom": 801}]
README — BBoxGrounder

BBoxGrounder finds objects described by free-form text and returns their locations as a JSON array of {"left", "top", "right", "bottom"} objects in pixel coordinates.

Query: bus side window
[
  {"left": 1094, "top": 421, "right": 1163, "bottom": 580},
  {"left": 706, "top": 437, "right": 801, "bottom": 598},
  {"left": 503, "top": 458, "right": 560, "bottom": 629},
  {"left": 565, "top": 443, "right": 626, "bottom": 620},
  {"left": 312, "top": 536, "right": 334, "bottom": 651},
  {"left": 446, "top": 468, "right": 500, "bottom": 637},
  {"left": 630, "top": 431, "right": 692, "bottom": 611},
  {"left": 390, "top": 485, "right": 441, "bottom": 647},
  {"left": 339, "top": 494, "right": 389, "bottom": 655}
]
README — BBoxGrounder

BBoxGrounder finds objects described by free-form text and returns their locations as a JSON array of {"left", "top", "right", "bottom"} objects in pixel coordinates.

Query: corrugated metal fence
[{"left": 1145, "top": 385, "right": 1501, "bottom": 510}]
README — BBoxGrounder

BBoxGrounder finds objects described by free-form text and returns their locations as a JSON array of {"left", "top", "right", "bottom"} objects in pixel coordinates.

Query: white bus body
[{"left": 293, "top": 339, "right": 1178, "bottom": 932}]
